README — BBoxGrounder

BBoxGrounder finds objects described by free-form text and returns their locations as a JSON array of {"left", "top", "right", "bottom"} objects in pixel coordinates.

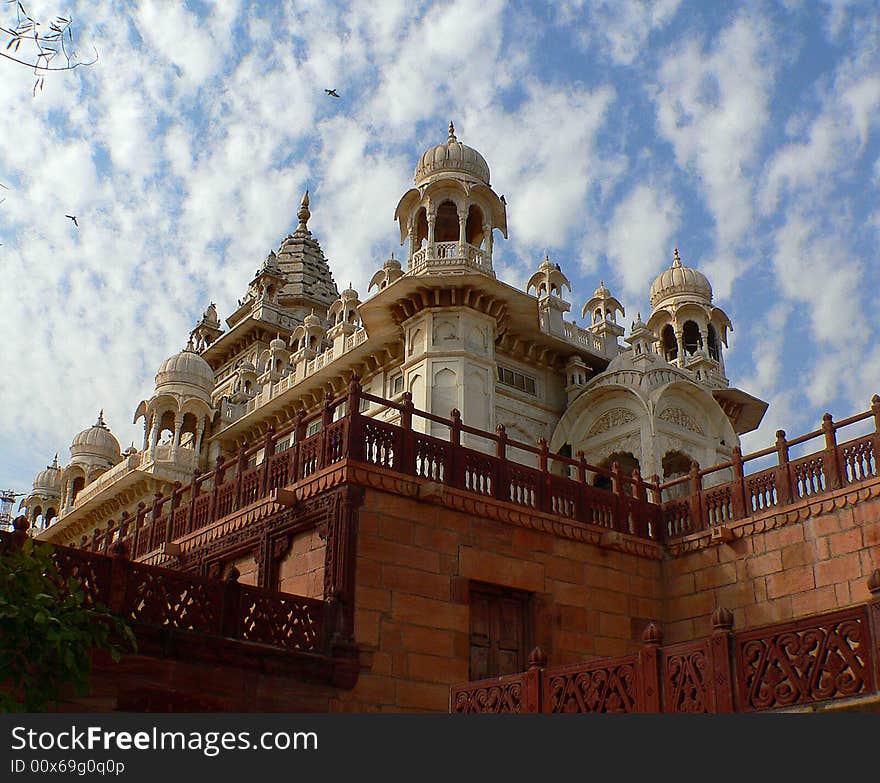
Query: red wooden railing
[
  {"left": 1, "top": 527, "right": 326, "bottom": 655},
  {"left": 451, "top": 571, "right": 880, "bottom": 713},
  {"left": 71, "top": 383, "right": 880, "bottom": 554}
]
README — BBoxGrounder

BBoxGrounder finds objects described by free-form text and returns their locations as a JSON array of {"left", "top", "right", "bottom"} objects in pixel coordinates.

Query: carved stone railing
[
  {"left": 1, "top": 526, "right": 328, "bottom": 656},
  {"left": 410, "top": 241, "right": 492, "bottom": 276},
  {"left": 78, "top": 378, "right": 664, "bottom": 558},
  {"left": 660, "top": 396, "right": 880, "bottom": 540},
  {"left": 71, "top": 383, "right": 880, "bottom": 558},
  {"left": 452, "top": 576, "right": 880, "bottom": 713}
]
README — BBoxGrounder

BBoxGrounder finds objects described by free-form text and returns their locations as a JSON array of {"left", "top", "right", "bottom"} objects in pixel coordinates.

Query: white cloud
[
  {"left": 653, "top": 13, "right": 775, "bottom": 253},
  {"left": 605, "top": 182, "right": 680, "bottom": 298},
  {"left": 558, "top": 0, "right": 682, "bottom": 65}
]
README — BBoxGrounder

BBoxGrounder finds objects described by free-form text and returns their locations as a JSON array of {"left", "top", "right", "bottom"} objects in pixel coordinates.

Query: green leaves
[{"left": 0, "top": 540, "right": 136, "bottom": 712}]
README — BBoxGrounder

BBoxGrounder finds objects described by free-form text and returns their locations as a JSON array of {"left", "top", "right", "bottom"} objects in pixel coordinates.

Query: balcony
[{"left": 410, "top": 241, "right": 493, "bottom": 277}]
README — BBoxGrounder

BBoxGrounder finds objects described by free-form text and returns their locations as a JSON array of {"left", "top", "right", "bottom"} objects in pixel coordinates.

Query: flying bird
[
  {"left": 325, "top": 88, "right": 340, "bottom": 98},
  {"left": 65, "top": 214, "right": 78, "bottom": 228}
]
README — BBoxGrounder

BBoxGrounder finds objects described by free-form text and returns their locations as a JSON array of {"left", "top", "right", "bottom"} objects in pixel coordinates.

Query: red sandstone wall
[
  {"left": 332, "top": 487, "right": 662, "bottom": 712},
  {"left": 278, "top": 528, "right": 325, "bottom": 598},
  {"left": 661, "top": 479, "right": 880, "bottom": 643}
]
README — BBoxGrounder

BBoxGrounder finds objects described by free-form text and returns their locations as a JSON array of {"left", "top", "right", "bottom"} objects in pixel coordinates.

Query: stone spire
[
  {"left": 273, "top": 190, "right": 339, "bottom": 319},
  {"left": 296, "top": 190, "right": 311, "bottom": 233}
]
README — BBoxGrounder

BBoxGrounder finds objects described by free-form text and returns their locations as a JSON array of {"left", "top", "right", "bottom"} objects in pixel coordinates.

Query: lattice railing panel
[
  {"left": 792, "top": 454, "right": 825, "bottom": 498},
  {"left": 123, "top": 564, "right": 223, "bottom": 634},
  {"left": 735, "top": 606, "right": 875, "bottom": 711},
  {"left": 450, "top": 674, "right": 526, "bottom": 713},
  {"left": 237, "top": 587, "right": 324, "bottom": 652},
  {"left": 324, "top": 419, "right": 349, "bottom": 465},
  {"left": 361, "top": 420, "right": 398, "bottom": 470},
  {"left": 50, "top": 546, "right": 111, "bottom": 607},
  {"left": 704, "top": 483, "right": 734, "bottom": 526},
  {"left": 462, "top": 452, "right": 495, "bottom": 496},
  {"left": 747, "top": 468, "right": 778, "bottom": 512},
  {"left": 414, "top": 434, "right": 450, "bottom": 482},
  {"left": 662, "top": 641, "right": 712, "bottom": 713},
  {"left": 507, "top": 464, "right": 539, "bottom": 508},
  {"left": 840, "top": 437, "right": 877, "bottom": 484},
  {"left": 239, "top": 465, "right": 263, "bottom": 507},
  {"left": 191, "top": 493, "right": 212, "bottom": 531},
  {"left": 542, "top": 657, "right": 638, "bottom": 713}
]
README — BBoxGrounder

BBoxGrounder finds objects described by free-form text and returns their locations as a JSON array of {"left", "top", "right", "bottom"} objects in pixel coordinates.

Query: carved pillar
[
  {"left": 457, "top": 209, "right": 467, "bottom": 256},
  {"left": 407, "top": 221, "right": 416, "bottom": 264},
  {"left": 193, "top": 419, "right": 205, "bottom": 461},
  {"left": 322, "top": 486, "right": 365, "bottom": 644},
  {"left": 709, "top": 607, "right": 735, "bottom": 712},
  {"left": 142, "top": 417, "right": 149, "bottom": 452},
  {"left": 427, "top": 213, "right": 436, "bottom": 256},
  {"left": 149, "top": 414, "right": 160, "bottom": 453},
  {"left": 170, "top": 412, "right": 183, "bottom": 460}
]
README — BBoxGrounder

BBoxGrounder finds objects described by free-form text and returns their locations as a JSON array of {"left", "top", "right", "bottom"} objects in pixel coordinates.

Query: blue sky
[{"left": 1, "top": 0, "right": 879, "bottom": 492}]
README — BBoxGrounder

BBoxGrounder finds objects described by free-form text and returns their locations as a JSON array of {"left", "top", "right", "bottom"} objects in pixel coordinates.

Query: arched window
[
  {"left": 662, "top": 325, "right": 678, "bottom": 361},
  {"left": 707, "top": 324, "right": 720, "bottom": 360},
  {"left": 683, "top": 321, "right": 701, "bottom": 355},
  {"left": 595, "top": 452, "right": 641, "bottom": 496},
  {"left": 70, "top": 475, "right": 86, "bottom": 504},
  {"left": 465, "top": 204, "right": 484, "bottom": 247},
  {"left": 662, "top": 450, "right": 693, "bottom": 501},
  {"left": 415, "top": 207, "right": 428, "bottom": 248},
  {"left": 435, "top": 201, "right": 459, "bottom": 242}
]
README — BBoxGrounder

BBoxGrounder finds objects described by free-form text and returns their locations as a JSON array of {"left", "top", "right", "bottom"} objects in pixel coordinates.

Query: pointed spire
[
  {"left": 297, "top": 190, "right": 311, "bottom": 230},
  {"left": 672, "top": 247, "right": 681, "bottom": 268},
  {"left": 96, "top": 410, "right": 106, "bottom": 427},
  {"left": 51, "top": 453, "right": 59, "bottom": 469},
  {"left": 447, "top": 120, "right": 457, "bottom": 143}
]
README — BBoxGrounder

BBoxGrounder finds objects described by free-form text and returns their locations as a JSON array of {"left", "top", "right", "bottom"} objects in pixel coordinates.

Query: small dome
[
  {"left": 649, "top": 248, "right": 712, "bottom": 308},
  {"left": 303, "top": 311, "right": 322, "bottom": 328},
  {"left": 384, "top": 255, "right": 402, "bottom": 271},
  {"left": 33, "top": 456, "right": 61, "bottom": 492},
  {"left": 269, "top": 335, "right": 287, "bottom": 352},
  {"left": 155, "top": 346, "right": 215, "bottom": 396},
  {"left": 593, "top": 280, "right": 612, "bottom": 299},
  {"left": 238, "top": 360, "right": 256, "bottom": 374},
  {"left": 340, "top": 282, "right": 359, "bottom": 300},
  {"left": 414, "top": 121, "right": 490, "bottom": 186},
  {"left": 70, "top": 412, "right": 122, "bottom": 462}
]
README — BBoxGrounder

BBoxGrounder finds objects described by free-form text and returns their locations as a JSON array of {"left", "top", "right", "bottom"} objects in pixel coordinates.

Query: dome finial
[
  {"left": 297, "top": 190, "right": 311, "bottom": 229},
  {"left": 96, "top": 409, "right": 106, "bottom": 427},
  {"left": 51, "top": 453, "right": 59, "bottom": 468},
  {"left": 672, "top": 247, "right": 681, "bottom": 268},
  {"left": 448, "top": 120, "right": 456, "bottom": 142}
]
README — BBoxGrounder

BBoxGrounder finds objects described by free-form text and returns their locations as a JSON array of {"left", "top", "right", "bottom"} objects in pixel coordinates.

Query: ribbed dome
[
  {"left": 155, "top": 347, "right": 214, "bottom": 396},
  {"left": 33, "top": 457, "right": 61, "bottom": 492},
  {"left": 303, "top": 311, "right": 322, "bottom": 328},
  {"left": 414, "top": 122, "right": 490, "bottom": 186},
  {"left": 70, "top": 412, "right": 121, "bottom": 462},
  {"left": 269, "top": 336, "right": 287, "bottom": 351},
  {"left": 649, "top": 249, "right": 712, "bottom": 308}
]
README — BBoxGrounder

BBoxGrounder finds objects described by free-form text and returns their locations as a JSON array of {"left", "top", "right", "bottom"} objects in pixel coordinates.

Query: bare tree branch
[{"left": 1, "top": 1, "right": 97, "bottom": 95}]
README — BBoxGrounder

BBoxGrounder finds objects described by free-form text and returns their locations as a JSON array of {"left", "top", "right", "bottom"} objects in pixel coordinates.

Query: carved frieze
[
  {"left": 587, "top": 408, "right": 637, "bottom": 437},
  {"left": 659, "top": 407, "right": 704, "bottom": 434}
]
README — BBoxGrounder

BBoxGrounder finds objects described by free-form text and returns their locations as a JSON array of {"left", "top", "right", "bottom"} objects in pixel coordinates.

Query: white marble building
[{"left": 26, "top": 123, "right": 767, "bottom": 544}]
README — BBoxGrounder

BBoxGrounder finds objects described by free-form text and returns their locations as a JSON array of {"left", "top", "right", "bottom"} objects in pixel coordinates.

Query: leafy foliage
[{"left": 0, "top": 538, "right": 136, "bottom": 712}]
